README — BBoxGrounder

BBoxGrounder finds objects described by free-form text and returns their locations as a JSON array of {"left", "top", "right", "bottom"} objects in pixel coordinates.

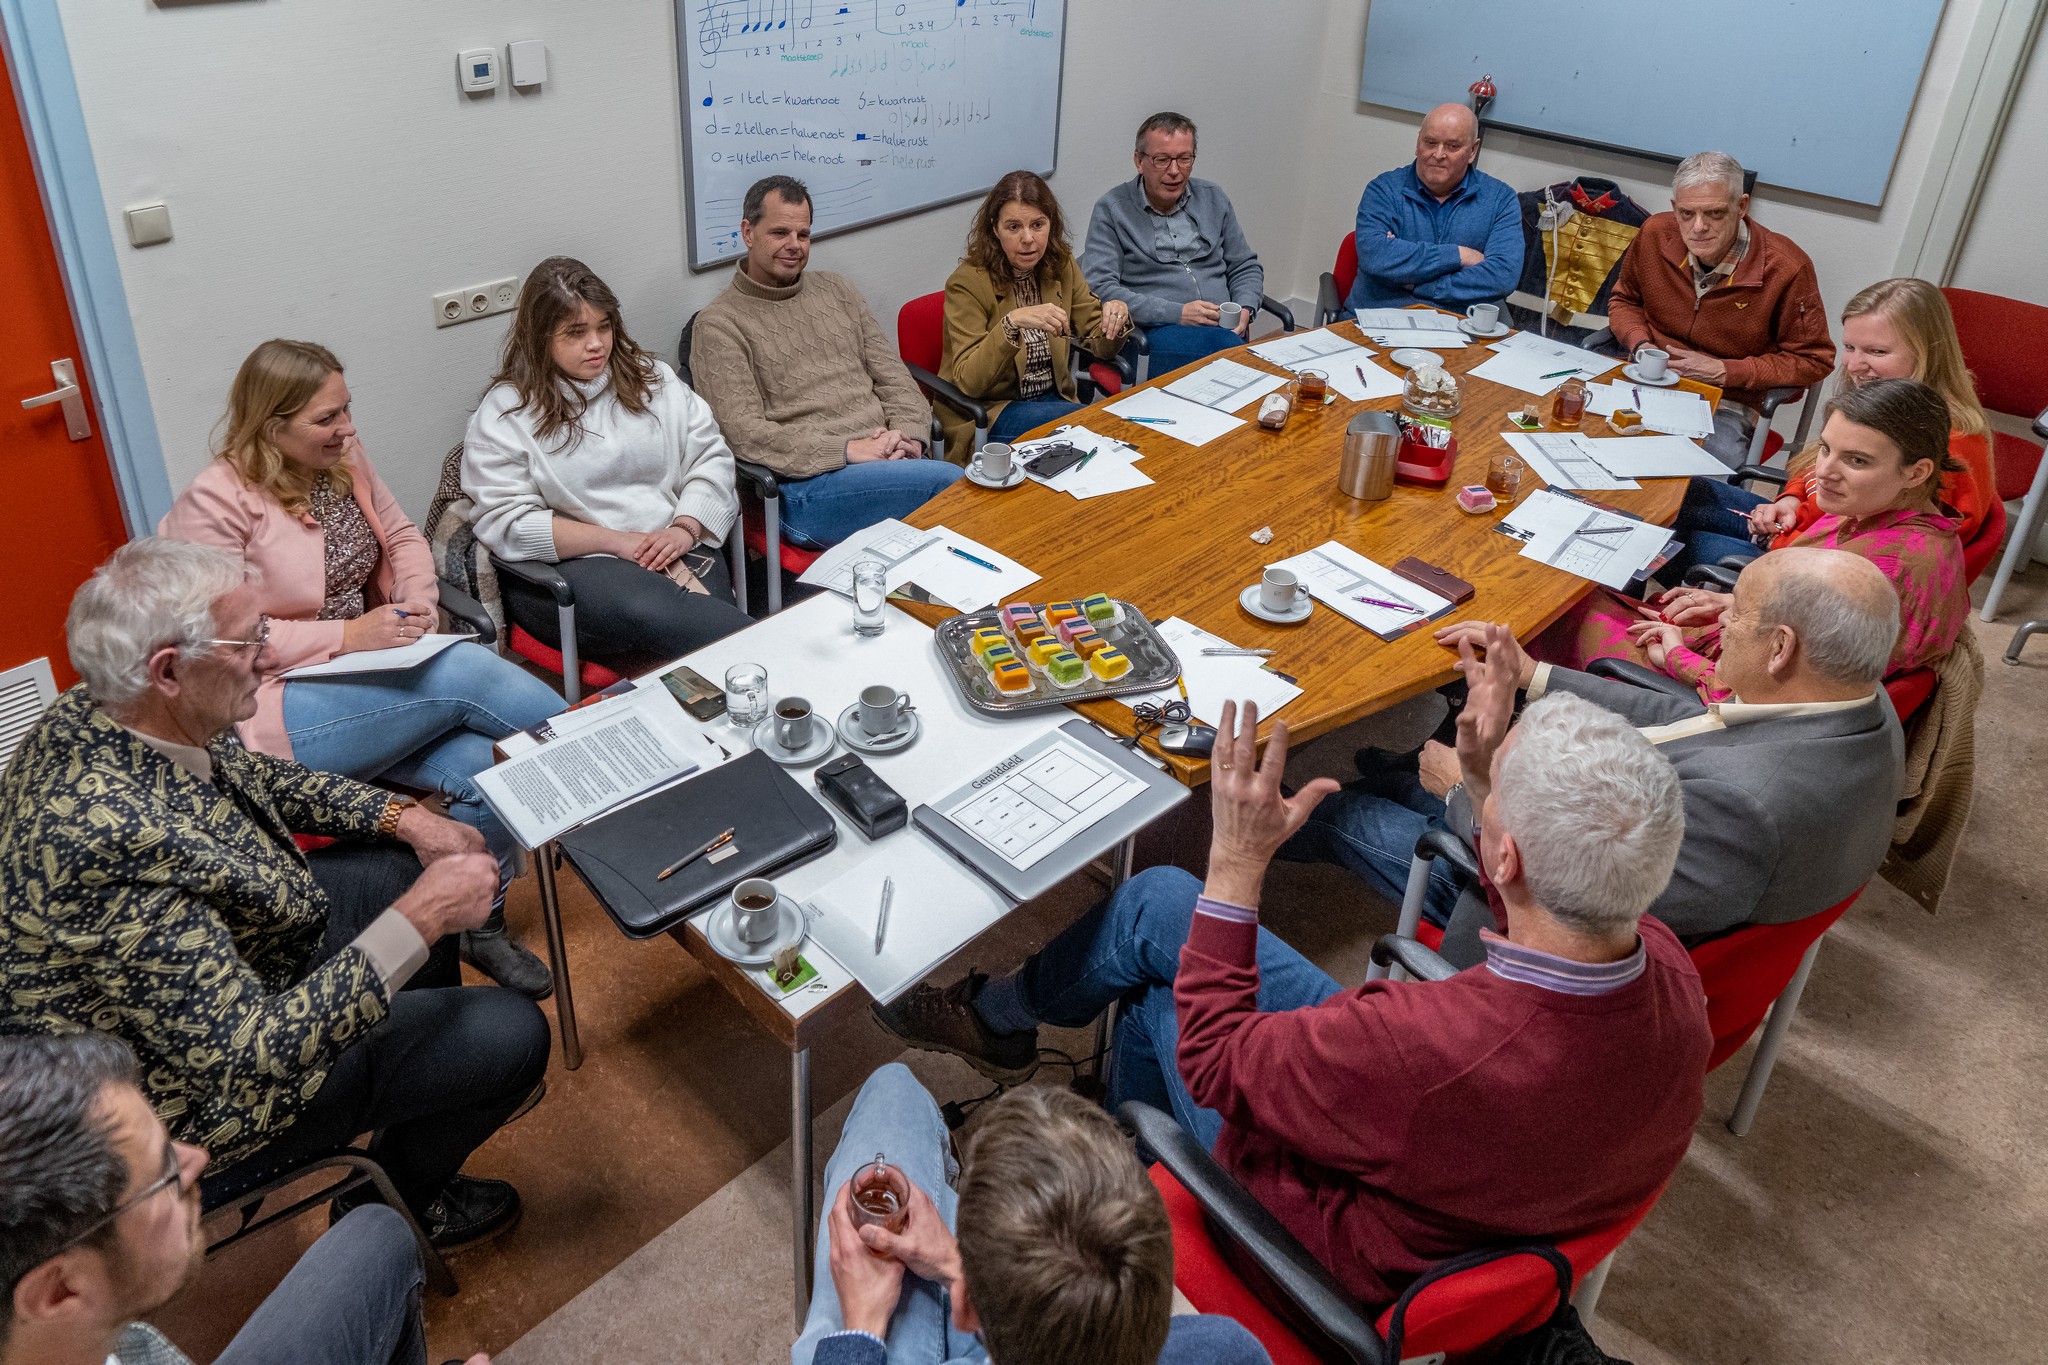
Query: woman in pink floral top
[{"left": 1533, "top": 378, "right": 1968, "bottom": 703}]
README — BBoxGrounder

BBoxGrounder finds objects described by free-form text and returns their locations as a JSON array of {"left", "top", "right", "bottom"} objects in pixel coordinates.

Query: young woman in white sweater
[{"left": 464, "top": 257, "right": 751, "bottom": 675}]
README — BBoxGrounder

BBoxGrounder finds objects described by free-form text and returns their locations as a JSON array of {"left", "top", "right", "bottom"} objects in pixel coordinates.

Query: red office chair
[
  {"left": 896, "top": 290, "right": 1139, "bottom": 445},
  {"left": 1941, "top": 288, "right": 2048, "bottom": 622},
  {"left": 1315, "top": 232, "right": 1359, "bottom": 328}
]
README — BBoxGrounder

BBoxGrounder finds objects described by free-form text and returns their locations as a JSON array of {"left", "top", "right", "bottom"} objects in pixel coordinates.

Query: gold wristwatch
[{"left": 377, "top": 796, "right": 419, "bottom": 837}]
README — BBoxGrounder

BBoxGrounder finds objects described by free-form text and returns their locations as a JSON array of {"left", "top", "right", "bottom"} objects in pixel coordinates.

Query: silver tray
[{"left": 934, "top": 602, "right": 1182, "bottom": 714}]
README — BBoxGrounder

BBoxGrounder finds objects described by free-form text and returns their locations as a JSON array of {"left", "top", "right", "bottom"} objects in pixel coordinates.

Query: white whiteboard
[
  {"left": 1359, "top": 0, "right": 1945, "bottom": 206},
  {"left": 676, "top": 0, "right": 1067, "bottom": 270}
]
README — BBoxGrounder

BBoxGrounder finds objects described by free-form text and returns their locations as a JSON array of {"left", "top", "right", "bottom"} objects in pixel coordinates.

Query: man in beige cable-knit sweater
[{"left": 691, "top": 175, "right": 961, "bottom": 549}]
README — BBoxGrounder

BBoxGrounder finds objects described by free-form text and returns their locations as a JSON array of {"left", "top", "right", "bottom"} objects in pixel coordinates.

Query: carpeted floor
[{"left": 154, "top": 571, "right": 2048, "bottom": 1364}]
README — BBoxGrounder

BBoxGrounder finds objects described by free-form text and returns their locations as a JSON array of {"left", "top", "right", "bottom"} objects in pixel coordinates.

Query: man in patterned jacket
[{"left": 0, "top": 538, "right": 548, "bottom": 1249}]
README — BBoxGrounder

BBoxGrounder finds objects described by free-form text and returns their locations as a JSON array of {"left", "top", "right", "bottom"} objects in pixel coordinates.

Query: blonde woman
[
  {"left": 1666, "top": 277, "right": 1995, "bottom": 578},
  {"left": 160, "top": 339, "right": 564, "bottom": 998}
]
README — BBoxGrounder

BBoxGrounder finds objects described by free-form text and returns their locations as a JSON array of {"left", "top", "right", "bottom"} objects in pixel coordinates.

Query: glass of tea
[
  {"left": 1485, "top": 453, "right": 1526, "bottom": 504},
  {"left": 1295, "top": 369, "right": 1330, "bottom": 405},
  {"left": 1548, "top": 376, "right": 1589, "bottom": 429},
  {"left": 849, "top": 1153, "right": 910, "bottom": 1253}
]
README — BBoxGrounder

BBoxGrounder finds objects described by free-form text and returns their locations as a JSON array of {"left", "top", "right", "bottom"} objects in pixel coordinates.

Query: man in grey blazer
[{"left": 1283, "top": 547, "right": 1904, "bottom": 948}]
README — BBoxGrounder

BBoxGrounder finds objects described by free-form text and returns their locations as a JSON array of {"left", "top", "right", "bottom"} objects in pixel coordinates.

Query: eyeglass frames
[
  {"left": 200, "top": 614, "right": 272, "bottom": 653},
  {"left": 59, "top": 1137, "right": 183, "bottom": 1252}
]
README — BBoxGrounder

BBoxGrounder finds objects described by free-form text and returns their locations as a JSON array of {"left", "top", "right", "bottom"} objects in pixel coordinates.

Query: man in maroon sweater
[
  {"left": 879, "top": 629, "right": 1711, "bottom": 1310},
  {"left": 1606, "top": 151, "right": 1835, "bottom": 469}
]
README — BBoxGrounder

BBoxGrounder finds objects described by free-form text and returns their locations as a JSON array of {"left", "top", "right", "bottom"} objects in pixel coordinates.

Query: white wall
[
  {"left": 55, "top": 0, "right": 1328, "bottom": 520},
  {"left": 1952, "top": 19, "right": 2048, "bottom": 305},
  {"left": 1280, "top": 1, "right": 1995, "bottom": 337}
]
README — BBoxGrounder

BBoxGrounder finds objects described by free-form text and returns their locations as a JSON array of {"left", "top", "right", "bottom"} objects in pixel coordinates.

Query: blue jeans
[
  {"left": 1140, "top": 323, "right": 1242, "bottom": 380},
  {"left": 282, "top": 641, "right": 565, "bottom": 890},
  {"left": 987, "top": 398, "right": 1083, "bottom": 444},
  {"left": 794, "top": 1063, "right": 1275, "bottom": 1365},
  {"left": 780, "top": 460, "right": 965, "bottom": 550},
  {"left": 212, "top": 1205, "right": 427, "bottom": 1365},
  {"left": 1662, "top": 476, "right": 1770, "bottom": 582},
  {"left": 975, "top": 867, "right": 1343, "bottom": 1151},
  {"left": 1276, "top": 769, "right": 1463, "bottom": 928}
]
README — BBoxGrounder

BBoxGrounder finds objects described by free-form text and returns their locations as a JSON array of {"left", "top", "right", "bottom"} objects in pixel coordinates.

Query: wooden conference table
[{"left": 895, "top": 317, "right": 1688, "bottom": 784}]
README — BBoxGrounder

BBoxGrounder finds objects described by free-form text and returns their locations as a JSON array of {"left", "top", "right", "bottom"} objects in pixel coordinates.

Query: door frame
[{"left": 0, "top": 0, "right": 170, "bottom": 535}]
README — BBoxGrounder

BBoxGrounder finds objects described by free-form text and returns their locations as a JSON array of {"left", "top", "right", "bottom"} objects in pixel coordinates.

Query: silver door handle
[{"left": 21, "top": 358, "right": 92, "bottom": 441}]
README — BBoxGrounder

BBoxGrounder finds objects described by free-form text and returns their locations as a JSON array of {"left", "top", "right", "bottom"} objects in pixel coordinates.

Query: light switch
[
  {"left": 509, "top": 40, "right": 547, "bottom": 88},
  {"left": 124, "top": 203, "right": 173, "bottom": 248}
]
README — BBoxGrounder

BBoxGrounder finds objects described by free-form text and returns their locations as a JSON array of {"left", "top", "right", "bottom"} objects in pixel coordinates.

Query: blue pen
[
  {"left": 948, "top": 546, "right": 1000, "bottom": 571},
  {"left": 1125, "top": 416, "right": 1176, "bottom": 425}
]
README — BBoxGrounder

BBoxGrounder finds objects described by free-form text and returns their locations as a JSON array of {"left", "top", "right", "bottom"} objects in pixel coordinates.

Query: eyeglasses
[
  {"left": 201, "top": 614, "right": 272, "bottom": 653},
  {"left": 60, "top": 1138, "right": 183, "bottom": 1252},
  {"left": 1141, "top": 154, "right": 1196, "bottom": 170}
]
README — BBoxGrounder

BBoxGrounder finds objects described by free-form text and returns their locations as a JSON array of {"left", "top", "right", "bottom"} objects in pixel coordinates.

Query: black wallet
[
  {"left": 814, "top": 754, "right": 908, "bottom": 839},
  {"left": 554, "top": 749, "right": 837, "bottom": 939}
]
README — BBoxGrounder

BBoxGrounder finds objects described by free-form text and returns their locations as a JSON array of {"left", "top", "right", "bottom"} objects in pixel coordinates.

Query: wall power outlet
[{"left": 432, "top": 277, "right": 519, "bottom": 328}]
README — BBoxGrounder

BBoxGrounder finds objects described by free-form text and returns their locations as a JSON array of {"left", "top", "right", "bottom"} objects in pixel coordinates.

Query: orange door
[{"left": 1, "top": 50, "right": 130, "bottom": 685}]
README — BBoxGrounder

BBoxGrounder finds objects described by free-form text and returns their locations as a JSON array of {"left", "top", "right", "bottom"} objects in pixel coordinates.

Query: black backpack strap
[{"left": 1381, "top": 1242, "right": 1573, "bottom": 1362}]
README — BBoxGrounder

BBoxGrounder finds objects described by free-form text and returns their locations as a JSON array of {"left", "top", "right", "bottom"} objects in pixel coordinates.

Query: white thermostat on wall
[{"left": 457, "top": 48, "right": 499, "bottom": 93}]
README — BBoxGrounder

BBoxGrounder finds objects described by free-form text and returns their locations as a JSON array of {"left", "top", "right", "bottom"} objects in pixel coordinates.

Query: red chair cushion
[
  {"left": 1333, "top": 232, "right": 1358, "bottom": 308},
  {"left": 1150, "top": 1166, "right": 1333, "bottom": 1365},
  {"left": 1885, "top": 669, "right": 1938, "bottom": 726},
  {"left": 1087, "top": 360, "right": 1125, "bottom": 397},
  {"left": 1689, "top": 891, "right": 1857, "bottom": 1071},
  {"left": 1416, "top": 921, "right": 1446, "bottom": 953},
  {"left": 1942, "top": 288, "right": 2048, "bottom": 425},
  {"left": 508, "top": 625, "right": 621, "bottom": 693},
  {"left": 1992, "top": 429, "right": 2045, "bottom": 505},
  {"left": 743, "top": 516, "right": 823, "bottom": 575},
  {"left": 1963, "top": 486, "right": 2009, "bottom": 585},
  {"left": 897, "top": 292, "right": 947, "bottom": 377}
]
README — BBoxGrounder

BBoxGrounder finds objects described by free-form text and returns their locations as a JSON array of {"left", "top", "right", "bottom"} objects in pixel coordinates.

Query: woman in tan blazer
[{"left": 939, "top": 171, "right": 1130, "bottom": 454}]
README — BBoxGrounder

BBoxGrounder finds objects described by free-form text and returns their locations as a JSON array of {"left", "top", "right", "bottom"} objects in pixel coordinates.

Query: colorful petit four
[
  {"left": 1086, "top": 647, "right": 1132, "bottom": 681},
  {"left": 970, "top": 627, "right": 1010, "bottom": 660},
  {"left": 1080, "top": 593, "right": 1121, "bottom": 625},
  {"left": 982, "top": 644, "right": 1018, "bottom": 671},
  {"left": 1000, "top": 603, "right": 1037, "bottom": 631},
  {"left": 1066, "top": 628, "right": 1110, "bottom": 658},
  {"left": 990, "top": 660, "right": 1033, "bottom": 692},
  {"left": 1014, "top": 617, "right": 1049, "bottom": 647},
  {"left": 1055, "top": 616, "right": 1094, "bottom": 646},
  {"left": 1027, "top": 638, "right": 1066, "bottom": 669},
  {"left": 1043, "top": 600, "right": 1082, "bottom": 627},
  {"left": 1043, "top": 651, "right": 1088, "bottom": 687}
]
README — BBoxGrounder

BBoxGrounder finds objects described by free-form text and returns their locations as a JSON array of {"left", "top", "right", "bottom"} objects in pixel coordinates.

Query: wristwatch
[{"left": 377, "top": 796, "right": 419, "bottom": 837}]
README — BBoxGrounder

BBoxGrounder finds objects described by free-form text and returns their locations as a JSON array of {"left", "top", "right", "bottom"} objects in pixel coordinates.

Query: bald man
[
  {"left": 1346, "top": 103, "right": 1523, "bottom": 314},
  {"left": 1285, "top": 547, "right": 1906, "bottom": 948}
]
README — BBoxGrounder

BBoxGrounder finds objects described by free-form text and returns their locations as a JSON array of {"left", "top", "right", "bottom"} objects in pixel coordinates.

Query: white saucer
[
  {"left": 836, "top": 704, "right": 921, "bottom": 754},
  {"left": 704, "top": 896, "right": 806, "bottom": 966},
  {"left": 752, "top": 715, "right": 838, "bottom": 766},
  {"left": 1622, "top": 363, "right": 1681, "bottom": 387},
  {"left": 964, "top": 461, "right": 1026, "bottom": 490},
  {"left": 1389, "top": 348, "right": 1438, "bottom": 369},
  {"left": 1458, "top": 318, "right": 1512, "bottom": 338},
  {"left": 1239, "top": 583, "right": 1313, "bottom": 624}
]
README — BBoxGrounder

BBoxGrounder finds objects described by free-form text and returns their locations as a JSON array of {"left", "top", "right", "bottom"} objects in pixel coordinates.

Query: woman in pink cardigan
[{"left": 160, "top": 339, "right": 564, "bottom": 998}]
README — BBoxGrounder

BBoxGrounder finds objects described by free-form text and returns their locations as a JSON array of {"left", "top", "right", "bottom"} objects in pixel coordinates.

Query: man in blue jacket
[{"left": 1347, "top": 103, "right": 1522, "bottom": 313}]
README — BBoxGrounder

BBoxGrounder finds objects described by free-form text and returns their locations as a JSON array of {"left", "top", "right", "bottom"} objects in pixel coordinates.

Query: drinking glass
[
  {"left": 724, "top": 663, "right": 769, "bottom": 727},
  {"left": 1485, "top": 454, "right": 1526, "bottom": 504},
  {"left": 849, "top": 1153, "right": 911, "bottom": 1253},
  {"left": 852, "top": 558, "right": 887, "bottom": 637}
]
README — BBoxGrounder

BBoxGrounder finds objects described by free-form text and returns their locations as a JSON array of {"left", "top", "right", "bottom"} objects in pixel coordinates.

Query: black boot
[{"left": 461, "top": 908, "right": 553, "bottom": 999}]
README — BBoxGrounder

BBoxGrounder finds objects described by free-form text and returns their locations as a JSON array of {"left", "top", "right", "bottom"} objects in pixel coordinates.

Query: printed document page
[
  {"left": 1249, "top": 329, "right": 1379, "bottom": 370},
  {"left": 1163, "top": 357, "right": 1291, "bottom": 412},
  {"left": 1104, "top": 388, "right": 1246, "bottom": 447},
  {"left": 1504, "top": 432, "right": 1640, "bottom": 491},
  {"left": 282, "top": 633, "right": 470, "bottom": 678},
  {"left": 1268, "top": 542, "right": 1452, "bottom": 636},
  {"left": 1497, "top": 489, "right": 1670, "bottom": 590},
  {"left": 935, "top": 730, "right": 1147, "bottom": 873},
  {"left": 801, "top": 839, "right": 1009, "bottom": 1005},
  {"left": 797, "top": 519, "right": 941, "bottom": 597}
]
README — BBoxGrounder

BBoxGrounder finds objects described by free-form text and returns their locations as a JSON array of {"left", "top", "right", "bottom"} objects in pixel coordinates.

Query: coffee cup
[
  {"left": 731, "top": 878, "right": 781, "bottom": 946},
  {"left": 1635, "top": 347, "right": 1670, "bottom": 381},
  {"left": 1466, "top": 302, "right": 1500, "bottom": 330},
  {"left": 1217, "top": 301, "right": 1244, "bottom": 332},
  {"left": 1259, "top": 567, "right": 1305, "bottom": 615},
  {"left": 972, "top": 442, "right": 1014, "bottom": 481},
  {"left": 774, "top": 698, "right": 814, "bottom": 751},
  {"left": 859, "top": 684, "right": 914, "bottom": 737}
]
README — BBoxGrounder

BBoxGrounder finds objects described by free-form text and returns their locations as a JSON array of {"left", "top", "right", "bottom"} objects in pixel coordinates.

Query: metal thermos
[{"left": 1339, "top": 411, "right": 1401, "bottom": 500}]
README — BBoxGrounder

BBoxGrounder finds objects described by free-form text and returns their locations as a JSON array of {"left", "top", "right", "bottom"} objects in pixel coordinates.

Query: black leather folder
[{"left": 556, "top": 749, "right": 838, "bottom": 939}]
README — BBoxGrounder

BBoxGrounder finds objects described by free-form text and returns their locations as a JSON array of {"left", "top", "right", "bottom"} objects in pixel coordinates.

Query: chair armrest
[
  {"left": 1315, "top": 272, "right": 1341, "bottom": 329},
  {"left": 1588, "top": 658, "right": 1700, "bottom": 701},
  {"left": 1757, "top": 386, "right": 1803, "bottom": 419},
  {"left": 733, "top": 458, "right": 785, "bottom": 501},
  {"left": 1258, "top": 295, "right": 1297, "bottom": 333},
  {"left": 489, "top": 555, "right": 574, "bottom": 607},
  {"left": 1124, "top": 327, "right": 1150, "bottom": 356},
  {"left": 1582, "top": 326, "right": 1619, "bottom": 355},
  {"left": 1732, "top": 463, "right": 1790, "bottom": 491},
  {"left": 436, "top": 580, "right": 496, "bottom": 646},
  {"left": 1685, "top": 563, "right": 1743, "bottom": 591},
  {"left": 1118, "top": 1102, "right": 1385, "bottom": 1365},
  {"left": 1370, "top": 934, "right": 1459, "bottom": 983},
  {"left": 2032, "top": 405, "right": 2047, "bottom": 443},
  {"left": 1413, "top": 827, "right": 1480, "bottom": 884},
  {"left": 904, "top": 362, "right": 989, "bottom": 430}
]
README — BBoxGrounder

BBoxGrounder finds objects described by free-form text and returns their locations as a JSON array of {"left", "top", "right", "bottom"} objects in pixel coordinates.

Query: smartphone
[
  {"left": 660, "top": 664, "right": 727, "bottom": 720},
  {"left": 1026, "top": 442, "right": 1087, "bottom": 479}
]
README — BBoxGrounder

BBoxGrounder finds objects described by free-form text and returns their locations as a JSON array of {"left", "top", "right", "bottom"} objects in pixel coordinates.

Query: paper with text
[
  {"left": 282, "top": 633, "right": 471, "bottom": 679},
  {"left": 936, "top": 730, "right": 1147, "bottom": 872},
  {"left": 1269, "top": 542, "right": 1453, "bottom": 636},
  {"left": 475, "top": 688, "right": 716, "bottom": 847},
  {"left": 1163, "top": 357, "right": 1291, "bottom": 412},
  {"left": 1104, "top": 388, "right": 1246, "bottom": 447},
  {"left": 1498, "top": 489, "right": 1671, "bottom": 590},
  {"left": 1504, "top": 432, "right": 1640, "bottom": 491},
  {"left": 796, "top": 518, "right": 942, "bottom": 597}
]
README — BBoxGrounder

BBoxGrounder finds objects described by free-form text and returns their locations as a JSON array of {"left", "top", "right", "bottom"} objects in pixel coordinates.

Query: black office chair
[{"left": 202, "top": 1146, "right": 455, "bottom": 1296}]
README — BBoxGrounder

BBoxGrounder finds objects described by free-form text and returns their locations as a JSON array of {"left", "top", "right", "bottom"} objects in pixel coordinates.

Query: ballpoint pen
[
  {"left": 1356, "top": 364, "right": 1371, "bottom": 389},
  {"left": 874, "top": 876, "right": 894, "bottom": 954},
  {"left": 1354, "top": 595, "right": 1422, "bottom": 614},
  {"left": 1632, "top": 386, "right": 1644, "bottom": 408},
  {"left": 947, "top": 546, "right": 1000, "bottom": 571},
  {"left": 1125, "top": 416, "right": 1177, "bottom": 425},
  {"left": 657, "top": 827, "right": 734, "bottom": 880},
  {"left": 1539, "top": 367, "right": 1581, "bottom": 380},
  {"left": 1176, "top": 674, "right": 1189, "bottom": 702},
  {"left": 1076, "top": 450, "right": 1096, "bottom": 470},
  {"left": 1201, "top": 646, "right": 1275, "bottom": 657}
]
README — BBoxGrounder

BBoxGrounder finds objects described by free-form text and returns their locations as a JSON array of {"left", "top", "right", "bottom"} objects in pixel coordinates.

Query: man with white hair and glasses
[
  {"left": 1606, "top": 150, "right": 1836, "bottom": 468},
  {"left": 876, "top": 657, "right": 1710, "bottom": 1311},
  {"left": 0, "top": 538, "right": 548, "bottom": 1252}
]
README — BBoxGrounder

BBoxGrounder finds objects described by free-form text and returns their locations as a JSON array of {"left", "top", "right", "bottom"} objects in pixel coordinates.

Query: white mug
[
  {"left": 1217, "top": 301, "right": 1244, "bottom": 332},
  {"left": 973, "top": 442, "right": 1014, "bottom": 480},
  {"left": 1259, "top": 567, "right": 1305, "bottom": 614},
  {"left": 859, "top": 684, "right": 914, "bottom": 737},
  {"left": 1465, "top": 302, "right": 1500, "bottom": 330},
  {"left": 1635, "top": 347, "right": 1671, "bottom": 381},
  {"left": 774, "top": 697, "right": 814, "bottom": 751},
  {"left": 732, "top": 878, "right": 782, "bottom": 946}
]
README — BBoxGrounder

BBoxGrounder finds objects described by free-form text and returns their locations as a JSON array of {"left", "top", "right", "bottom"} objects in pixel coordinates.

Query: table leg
[
  {"left": 534, "top": 843, "right": 582, "bottom": 1071},
  {"left": 1090, "top": 836, "right": 1138, "bottom": 1086},
  {"left": 792, "top": 1045, "right": 814, "bottom": 1327}
]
